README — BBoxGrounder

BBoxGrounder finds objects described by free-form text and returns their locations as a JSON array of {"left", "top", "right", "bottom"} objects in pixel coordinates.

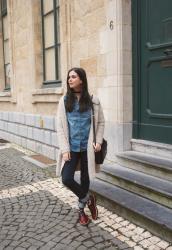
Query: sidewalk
[{"left": 0, "top": 143, "right": 171, "bottom": 250}]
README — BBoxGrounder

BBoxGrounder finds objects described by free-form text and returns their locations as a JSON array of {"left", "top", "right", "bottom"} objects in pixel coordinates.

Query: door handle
[{"left": 163, "top": 49, "right": 172, "bottom": 55}]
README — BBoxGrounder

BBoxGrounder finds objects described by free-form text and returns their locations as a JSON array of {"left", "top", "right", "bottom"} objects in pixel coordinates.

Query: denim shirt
[{"left": 64, "top": 96, "right": 91, "bottom": 152}]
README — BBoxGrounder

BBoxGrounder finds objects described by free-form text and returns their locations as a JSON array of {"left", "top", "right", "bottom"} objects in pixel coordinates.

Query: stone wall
[
  {"left": 0, "top": 111, "right": 58, "bottom": 160},
  {"left": 61, "top": 0, "right": 133, "bottom": 160},
  {"left": 0, "top": 0, "right": 133, "bottom": 162}
]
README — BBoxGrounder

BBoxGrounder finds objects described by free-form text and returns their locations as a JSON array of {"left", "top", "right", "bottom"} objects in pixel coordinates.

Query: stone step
[
  {"left": 117, "top": 151, "right": 172, "bottom": 181},
  {"left": 97, "top": 164, "right": 172, "bottom": 209},
  {"left": 90, "top": 178, "right": 172, "bottom": 242},
  {"left": 131, "top": 139, "right": 172, "bottom": 160}
]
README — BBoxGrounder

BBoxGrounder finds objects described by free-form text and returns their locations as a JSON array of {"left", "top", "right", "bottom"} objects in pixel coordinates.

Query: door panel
[
  {"left": 147, "top": 60, "right": 172, "bottom": 117},
  {"left": 134, "top": 0, "right": 172, "bottom": 144}
]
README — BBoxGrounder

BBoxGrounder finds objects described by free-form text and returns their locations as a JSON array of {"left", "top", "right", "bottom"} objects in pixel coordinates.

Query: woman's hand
[
  {"left": 62, "top": 152, "right": 71, "bottom": 161},
  {"left": 93, "top": 143, "right": 101, "bottom": 152}
]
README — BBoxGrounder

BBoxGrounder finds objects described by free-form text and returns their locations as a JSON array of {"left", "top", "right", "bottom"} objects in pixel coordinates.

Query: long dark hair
[{"left": 65, "top": 67, "right": 92, "bottom": 112}]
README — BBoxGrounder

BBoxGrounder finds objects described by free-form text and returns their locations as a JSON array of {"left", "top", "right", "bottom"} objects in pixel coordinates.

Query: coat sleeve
[
  {"left": 56, "top": 97, "right": 70, "bottom": 154},
  {"left": 96, "top": 102, "right": 105, "bottom": 144}
]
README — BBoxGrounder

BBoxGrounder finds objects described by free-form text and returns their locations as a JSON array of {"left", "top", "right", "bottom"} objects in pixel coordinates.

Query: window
[
  {"left": 1, "top": 0, "right": 10, "bottom": 90},
  {"left": 41, "top": 0, "right": 61, "bottom": 86}
]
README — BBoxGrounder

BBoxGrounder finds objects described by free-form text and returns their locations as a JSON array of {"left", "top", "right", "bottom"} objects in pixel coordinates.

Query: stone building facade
[
  {"left": 1, "top": 0, "right": 172, "bottom": 240},
  {"left": 0, "top": 0, "right": 132, "bottom": 161}
]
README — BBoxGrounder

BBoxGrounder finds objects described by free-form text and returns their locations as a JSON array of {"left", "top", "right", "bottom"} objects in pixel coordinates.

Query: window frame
[
  {"left": 1, "top": 0, "right": 7, "bottom": 15},
  {"left": 41, "top": 0, "right": 61, "bottom": 87},
  {"left": 1, "top": 0, "right": 10, "bottom": 91}
]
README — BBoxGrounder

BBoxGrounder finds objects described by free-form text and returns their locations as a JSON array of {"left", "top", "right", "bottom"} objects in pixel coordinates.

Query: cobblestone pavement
[{"left": 0, "top": 145, "right": 171, "bottom": 250}]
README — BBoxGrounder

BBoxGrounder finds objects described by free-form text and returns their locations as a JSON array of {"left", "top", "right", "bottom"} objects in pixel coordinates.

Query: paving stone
[
  {"left": 134, "top": 227, "right": 145, "bottom": 235},
  {"left": 134, "top": 247, "right": 144, "bottom": 250},
  {"left": 0, "top": 146, "right": 171, "bottom": 250},
  {"left": 123, "top": 230, "right": 136, "bottom": 238},
  {"left": 110, "top": 231, "right": 119, "bottom": 237},
  {"left": 107, "top": 247, "right": 119, "bottom": 250},
  {"left": 17, "top": 242, "right": 31, "bottom": 248},
  {"left": 115, "top": 217, "right": 124, "bottom": 223},
  {"left": 77, "top": 245, "right": 88, "bottom": 250},
  {"left": 95, "top": 242, "right": 107, "bottom": 249},
  {"left": 104, "top": 218, "right": 114, "bottom": 226},
  {"left": 118, "top": 242, "right": 131, "bottom": 250},
  {"left": 76, "top": 235, "right": 86, "bottom": 242},
  {"left": 8, "top": 240, "right": 20, "bottom": 247},
  {"left": 148, "top": 245, "right": 161, "bottom": 250},
  {"left": 53, "top": 235, "right": 65, "bottom": 243},
  {"left": 139, "top": 239, "right": 152, "bottom": 248},
  {"left": 3, "top": 247, "right": 14, "bottom": 250},
  {"left": 148, "top": 236, "right": 161, "bottom": 244},
  {"left": 109, "top": 214, "right": 118, "bottom": 220},
  {"left": 105, "top": 227, "right": 113, "bottom": 233},
  {"left": 141, "top": 231, "right": 152, "bottom": 239},
  {"left": 118, "top": 227, "right": 129, "bottom": 234},
  {"left": 126, "top": 240, "right": 137, "bottom": 247},
  {"left": 61, "top": 237, "right": 72, "bottom": 245},
  {"left": 156, "top": 240, "right": 170, "bottom": 249},
  {"left": 15, "top": 247, "right": 26, "bottom": 250},
  {"left": 117, "top": 235, "right": 129, "bottom": 242},
  {"left": 41, "top": 234, "right": 56, "bottom": 243},
  {"left": 25, "top": 239, "right": 43, "bottom": 247},
  {"left": 92, "top": 236, "right": 104, "bottom": 243},
  {"left": 99, "top": 222, "right": 107, "bottom": 228},
  {"left": 132, "top": 234, "right": 144, "bottom": 243},
  {"left": 83, "top": 240, "right": 95, "bottom": 247},
  {"left": 111, "top": 238, "right": 125, "bottom": 247},
  {"left": 0, "top": 239, "right": 11, "bottom": 247},
  {"left": 111, "top": 223, "right": 122, "bottom": 230},
  {"left": 70, "top": 240, "right": 82, "bottom": 248},
  {"left": 43, "top": 241, "right": 57, "bottom": 248},
  {"left": 120, "top": 220, "right": 130, "bottom": 227},
  {"left": 51, "top": 244, "right": 65, "bottom": 250}
]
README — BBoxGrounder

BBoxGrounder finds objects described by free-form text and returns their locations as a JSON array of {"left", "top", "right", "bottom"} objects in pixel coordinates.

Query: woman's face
[{"left": 68, "top": 70, "right": 82, "bottom": 91}]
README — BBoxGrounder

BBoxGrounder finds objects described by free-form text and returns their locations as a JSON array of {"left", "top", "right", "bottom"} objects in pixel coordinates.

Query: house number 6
[{"left": 109, "top": 20, "right": 114, "bottom": 30}]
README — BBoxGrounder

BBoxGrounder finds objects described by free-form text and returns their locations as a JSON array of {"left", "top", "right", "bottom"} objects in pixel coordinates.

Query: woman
[{"left": 56, "top": 67, "right": 105, "bottom": 225}]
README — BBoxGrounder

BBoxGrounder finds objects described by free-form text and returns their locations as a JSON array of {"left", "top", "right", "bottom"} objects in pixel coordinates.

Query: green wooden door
[{"left": 133, "top": 0, "right": 172, "bottom": 144}]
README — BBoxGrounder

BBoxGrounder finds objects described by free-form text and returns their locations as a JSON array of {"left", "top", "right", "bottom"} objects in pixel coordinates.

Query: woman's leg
[
  {"left": 62, "top": 151, "right": 87, "bottom": 199},
  {"left": 80, "top": 151, "right": 98, "bottom": 220},
  {"left": 62, "top": 151, "right": 90, "bottom": 225},
  {"left": 80, "top": 151, "right": 90, "bottom": 197},
  {"left": 77, "top": 151, "right": 90, "bottom": 210}
]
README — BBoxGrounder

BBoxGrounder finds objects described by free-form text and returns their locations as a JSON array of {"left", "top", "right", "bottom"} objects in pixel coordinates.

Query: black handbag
[{"left": 92, "top": 102, "right": 107, "bottom": 164}]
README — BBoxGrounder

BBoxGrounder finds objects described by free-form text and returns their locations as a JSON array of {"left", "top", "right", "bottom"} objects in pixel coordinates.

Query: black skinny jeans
[{"left": 62, "top": 151, "right": 90, "bottom": 200}]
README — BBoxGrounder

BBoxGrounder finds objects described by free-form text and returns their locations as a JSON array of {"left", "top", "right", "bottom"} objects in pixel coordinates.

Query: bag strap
[{"left": 91, "top": 95, "right": 96, "bottom": 144}]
